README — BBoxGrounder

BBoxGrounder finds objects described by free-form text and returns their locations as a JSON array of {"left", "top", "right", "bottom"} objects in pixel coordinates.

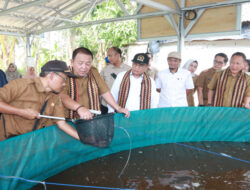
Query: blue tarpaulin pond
[{"left": 0, "top": 107, "right": 249, "bottom": 189}]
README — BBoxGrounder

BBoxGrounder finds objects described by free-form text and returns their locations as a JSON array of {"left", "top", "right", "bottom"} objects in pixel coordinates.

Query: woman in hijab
[
  {"left": 183, "top": 59, "right": 198, "bottom": 106},
  {"left": 5, "top": 63, "right": 22, "bottom": 82},
  {"left": 24, "top": 66, "right": 37, "bottom": 79}
]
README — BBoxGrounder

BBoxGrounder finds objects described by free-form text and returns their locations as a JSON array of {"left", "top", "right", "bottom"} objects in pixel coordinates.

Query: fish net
[{"left": 75, "top": 113, "right": 114, "bottom": 148}]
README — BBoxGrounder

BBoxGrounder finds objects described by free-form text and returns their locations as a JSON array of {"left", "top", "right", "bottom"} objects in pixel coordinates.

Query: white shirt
[
  {"left": 155, "top": 68, "right": 194, "bottom": 107},
  {"left": 108, "top": 71, "right": 159, "bottom": 112},
  {"left": 100, "top": 63, "right": 131, "bottom": 106}
]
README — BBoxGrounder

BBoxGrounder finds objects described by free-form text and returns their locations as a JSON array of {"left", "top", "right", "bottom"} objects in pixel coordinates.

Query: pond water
[{"left": 32, "top": 142, "right": 250, "bottom": 190}]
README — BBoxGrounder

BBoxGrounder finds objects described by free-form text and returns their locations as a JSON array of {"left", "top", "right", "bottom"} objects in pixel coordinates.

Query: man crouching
[{"left": 0, "top": 60, "right": 79, "bottom": 141}]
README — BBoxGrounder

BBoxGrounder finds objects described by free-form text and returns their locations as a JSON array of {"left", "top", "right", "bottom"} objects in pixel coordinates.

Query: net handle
[
  {"left": 89, "top": 109, "right": 101, "bottom": 115},
  {"left": 39, "top": 115, "right": 66, "bottom": 120},
  {"left": 39, "top": 109, "right": 101, "bottom": 121}
]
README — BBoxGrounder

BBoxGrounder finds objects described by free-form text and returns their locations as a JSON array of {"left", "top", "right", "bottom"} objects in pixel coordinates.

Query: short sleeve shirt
[
  {"left": 0, "top": 78, "right": 65, "bottom": 140},
  {"left": 100, "top": 64, "right": 131, "bottom": 106},
  {"left": 108, "top": 71, "right": 159, "bottom": 112},
  {"left": 208, "top": 70, "right": 250, "bottom": 107},
  {"left": 146, "top": 67, "right": 158, "bottom": 79},
  {"left": 196, "top": 67, "right": 216, "bottom": 103},
  {"left": 100, "top": 63, "right": 131, "bottom": 88},
  {"left": 155, "top": 68, "right": 194, "bottom": 107},
  {"left": 62, "top": 67, "right": 109, "bottom": 110},
  {"left": 187, "top": 75, "right": 199, "bottom": 106}
]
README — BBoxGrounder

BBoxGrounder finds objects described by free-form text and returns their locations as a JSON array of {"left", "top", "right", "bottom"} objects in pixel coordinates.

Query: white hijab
[{"left": 182, "top": 59, "right": 196, "bottom": 77}]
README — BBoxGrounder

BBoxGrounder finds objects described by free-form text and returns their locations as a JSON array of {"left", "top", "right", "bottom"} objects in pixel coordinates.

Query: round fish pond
[
  {"left": 32, "top": 141, "right": 250, "bottom": 190},
  {"left": 1, "top": 108, "right": 249, "bottom": 190}
]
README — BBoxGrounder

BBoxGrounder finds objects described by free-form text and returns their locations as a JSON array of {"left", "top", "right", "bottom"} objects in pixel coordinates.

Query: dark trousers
[{"left": 101, "top": 104, "right": 108, "bottom": 114}]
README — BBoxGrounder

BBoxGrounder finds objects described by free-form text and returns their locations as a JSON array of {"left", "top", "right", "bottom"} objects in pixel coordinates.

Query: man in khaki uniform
[
  {"left": 60, "top": 47, "right": 130, "bottom": 120},
  {"left": 207, "top": 52, "right": 250, "bottom": 108},
  {"left": 196, "top": 53, "right": 228, "bottom": 106},
  {"left": 100, "top": 47, "right": 131, "bottom": 113},
  {"left": 145, "top": 52, "right": 158, "bottom": 79},
  {"left": 0, "top": 60, "right": 80, "bottom": 141}
]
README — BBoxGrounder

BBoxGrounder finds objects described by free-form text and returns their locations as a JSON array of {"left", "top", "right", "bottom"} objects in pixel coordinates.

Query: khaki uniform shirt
[
  {"left": 0, "top": 78, "right": 65, "bottom": 141},
  {"left": 187, "top": 75, "right": 198, "bottom": 106},
  {"left": 208, "top": 70, "right": 250, "bottom": 107},
  {"left": 62, "top": 67, "right": 109, "bottom": 113},
  {"left": 100, "top": 63, "right": 131, "bottom": 88},
  {"left": 146, "top": 67, "right": 158, "bottom": 80},
  {"left": 100, "top": 64, "right": 130, "bottom": 106},
  {"left": 196, "top": 67, "right": 216, "bottom": 105}
]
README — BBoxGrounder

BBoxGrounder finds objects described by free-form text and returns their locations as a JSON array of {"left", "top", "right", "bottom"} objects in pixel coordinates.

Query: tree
[
  {"left": 30, "top": 31, "right": 71, "bottom": 74},
  {"left": 0, "top": 35, "right": 18, "bottom": 70},
  {"left": 20, "top": 0, "right": 137, "bottom": 72},
  {"left": 71, "top": 0, "right": 137, "bottom": 69}
]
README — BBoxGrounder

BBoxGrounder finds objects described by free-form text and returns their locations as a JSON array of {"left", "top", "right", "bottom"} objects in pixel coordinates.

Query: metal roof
[
  {"left": 0, "top": 0, "right": 106, "bottom": 36},
  {"left": 0, "top": 0, "right": 250, "bottom": 37}
]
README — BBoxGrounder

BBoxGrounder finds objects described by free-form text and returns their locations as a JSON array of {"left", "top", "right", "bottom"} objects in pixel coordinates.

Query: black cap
[
  {"left": 132, "top": 53, "right": 149, "bottom": 65},
  {"left": 40, "top": 60, "right": 75, "bottom": 77}
]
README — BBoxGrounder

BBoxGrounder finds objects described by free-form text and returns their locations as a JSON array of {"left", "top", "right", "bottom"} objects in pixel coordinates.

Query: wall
[{"left": 125, "top": 38, "right": 250, "bottom": 74}]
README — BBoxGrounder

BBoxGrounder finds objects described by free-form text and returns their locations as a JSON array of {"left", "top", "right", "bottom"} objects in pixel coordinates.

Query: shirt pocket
[
  {"left": 12, "top": 98, "right": 40, "bottom": 112},
  {"left": 174, "top": 76, "right": 186, "bottom": 89}
]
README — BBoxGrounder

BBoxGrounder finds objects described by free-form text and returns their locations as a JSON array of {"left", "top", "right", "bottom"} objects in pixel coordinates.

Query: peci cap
[
  {"left": 132, "top": 53, "right": 149, "bottom": 65},
  {"left": 167, "top": 51, "right": 181, "bottom": 60},
  {"left": 40, "top": 60, "right": 75, "bottom": 77}
]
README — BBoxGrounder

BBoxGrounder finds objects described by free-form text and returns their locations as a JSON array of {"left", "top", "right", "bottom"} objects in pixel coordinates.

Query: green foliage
[
  {"left": 72, "top": 0, "right": 137, "bottom": 68},
  {"left": 17, "top": 67, "right": 26, "bottom": 76},
  {"left": 0, "top": 35, "right": 18, "bottom": 70},
  {"left": 30, "top": 33, "right": 70, "bottom": 74},
  {"left": 29, "top": 0, "right": 137, "bottom": 70},
  {"left": 39, "top": 43, "right": 67, "bottom": 64}
]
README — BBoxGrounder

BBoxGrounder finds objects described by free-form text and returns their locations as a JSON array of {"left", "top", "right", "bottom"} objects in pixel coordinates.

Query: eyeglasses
[
  {"left": 214, "top": 60, "right": 224, "bottom": 65},
  {"left": 54, "top": 72, "right": 67, "bottom": 82}
]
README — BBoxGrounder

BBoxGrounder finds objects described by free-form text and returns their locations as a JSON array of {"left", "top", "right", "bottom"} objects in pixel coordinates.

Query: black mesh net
[{"left": 75, "top": 113, "right": 114, "bottom": 148}]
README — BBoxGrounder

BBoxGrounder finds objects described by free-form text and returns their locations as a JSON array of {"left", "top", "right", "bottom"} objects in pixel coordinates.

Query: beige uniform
[
  {"left": 187, "top": 75, "right": 198, "bottom": 106},
  {"left": 62, "top": 67, "right": 109, "bottom": 114},
  {"left": 0, "top": 78, "right": 65, "bottom": 141},
  {"left": 208, "top": 70, "right": 250, "bottom": 107},
  {"left": 100, "top": 64, "right": 130, "bottom": 106},
  {"left": 100, "top": 63, "right": 131, "bottom": 88},
  {"left": 196, "top": 68, "right": 216, "bottom": 105},
  {"left": 146, "top": 67, "right": 158, "bottom": 80}
]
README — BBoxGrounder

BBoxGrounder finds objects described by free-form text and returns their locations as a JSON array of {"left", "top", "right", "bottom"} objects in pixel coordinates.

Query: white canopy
[{"left": 0, "top": 0, "right": 249, "bottom": 37}]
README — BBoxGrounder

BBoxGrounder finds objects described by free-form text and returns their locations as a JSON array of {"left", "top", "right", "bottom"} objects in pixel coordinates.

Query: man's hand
[
  {"left": 243, "top": 103, "right": 250, "bottom": 109},
  {"left": 116, "top": 107, "right": 130, "bottom": 118},
  {"left": 77, "top": 106, "right": 93, "bottom": 120},
  {"left": 243, "top": 97, "right": 250, "bottom": 109},
  {"left": 0, "top": 102, "right": 39, "bottom": 119},
  {"left": 18, "top": 108, "right": 40, "bottom": 120}
]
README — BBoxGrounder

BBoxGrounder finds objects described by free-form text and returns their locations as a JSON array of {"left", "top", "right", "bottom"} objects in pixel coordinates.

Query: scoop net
[{"left": 75, "top": 113, "right": 114, "bottom": 148}]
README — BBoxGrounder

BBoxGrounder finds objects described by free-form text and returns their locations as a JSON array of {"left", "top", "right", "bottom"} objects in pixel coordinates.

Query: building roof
[
  {"left": 0, "top": 0, "right": 250, "bottom": 37},
  {"left": 0, "top": 0, "right": 106, "bottom": 36}
]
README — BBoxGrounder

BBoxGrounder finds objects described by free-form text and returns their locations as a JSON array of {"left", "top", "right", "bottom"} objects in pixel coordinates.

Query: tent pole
[
  {"left": 26, "top": 34, "right": 32, "bottom": 68},
  {"left": 178, "top": 12, "right": 184, "bottom": 54},
  {"left": 178, "top": 0, "right": 185, "bottom": 55},
  {"left": 26, "top": 34, "right": 31, "bottom": 57}
]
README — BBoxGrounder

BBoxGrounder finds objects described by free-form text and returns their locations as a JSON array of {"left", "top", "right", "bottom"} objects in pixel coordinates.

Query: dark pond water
[{"left": 32, "top": 142, "right": 250, "bottom": 190}]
